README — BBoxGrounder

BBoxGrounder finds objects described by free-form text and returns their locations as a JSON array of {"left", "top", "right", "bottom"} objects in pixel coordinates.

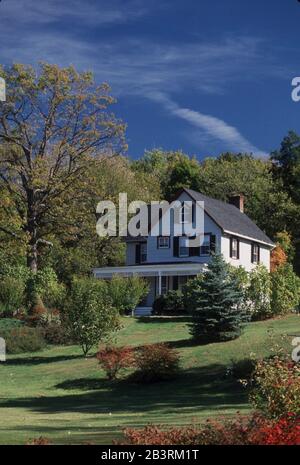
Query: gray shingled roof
[{"left": 184, "top": 188, "right": 274, "bottom": 246}]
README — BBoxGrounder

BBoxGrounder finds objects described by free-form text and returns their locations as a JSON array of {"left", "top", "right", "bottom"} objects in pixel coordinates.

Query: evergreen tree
[{"left": 186, "top": 255, "right": 248, "bottom": 343}]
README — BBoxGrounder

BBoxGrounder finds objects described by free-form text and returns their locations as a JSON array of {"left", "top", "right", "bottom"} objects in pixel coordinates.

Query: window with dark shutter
[
  {"left": 179, "top": 237, "right": 189, "bottom": 257},
  {"left": 210, "top": 235, "right": 216, "bottom": 255},
  {"left": 140, "top": 243, "right": 147, "bottom": 263},
  {"left": 251, "top": 243, "right": 260, "bottom": 264},
  {"left": 173, "top": 276, "right": 179, "bottom": 290},
  {"left": 199, "top": 234, "right": 210, "bottom": 255},
  {"left": 188, "top": 234, "right": 199, "bottom": 257},
  {"left": 230, "top": 237, "right": 239, "bottom": 259},
  {"left": 173, "top": 236, "right": 179, "bottom": 257},
  {"left": 135, "top": 244, "right": 141, "bottom": 264},
  {"left": 189, "top": 245, "right": 200, "bottom": 257}
]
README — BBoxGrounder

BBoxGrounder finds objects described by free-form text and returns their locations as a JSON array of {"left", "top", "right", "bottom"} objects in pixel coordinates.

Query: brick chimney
[{"left": 228, "top": 194, "right": 244, "bottom": 213}]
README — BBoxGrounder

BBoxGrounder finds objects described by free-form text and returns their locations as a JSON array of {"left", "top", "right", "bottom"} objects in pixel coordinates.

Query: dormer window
[
  {"left": 180, "top": 204, "right": 188, "bottom": 224},
  {"left": 179, "top": 202, "right": 194, "bottom": 225}
]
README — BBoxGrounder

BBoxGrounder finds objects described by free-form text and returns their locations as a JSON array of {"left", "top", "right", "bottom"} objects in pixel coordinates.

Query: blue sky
[{"left": 1, "top": 0, "right": 300, "bottom": 159}]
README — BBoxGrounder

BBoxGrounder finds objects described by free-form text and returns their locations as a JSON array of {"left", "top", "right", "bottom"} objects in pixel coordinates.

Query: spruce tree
[{"left": 187, "top": 254, "right": 248, "bottom": 343}]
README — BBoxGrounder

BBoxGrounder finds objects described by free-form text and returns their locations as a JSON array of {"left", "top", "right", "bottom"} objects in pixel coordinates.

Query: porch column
[{"left": 158, "top": 271, "right": 162, "bottom": 295}]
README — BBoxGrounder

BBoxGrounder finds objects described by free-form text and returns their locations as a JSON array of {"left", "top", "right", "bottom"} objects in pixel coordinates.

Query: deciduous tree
[{"left": 0, "top": 63, "right": 125, "bottom": 272}]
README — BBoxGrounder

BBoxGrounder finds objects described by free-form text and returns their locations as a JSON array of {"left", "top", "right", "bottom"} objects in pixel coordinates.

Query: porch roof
[{"left": 93, "top": 262, "right": 207, "bottom": 278}]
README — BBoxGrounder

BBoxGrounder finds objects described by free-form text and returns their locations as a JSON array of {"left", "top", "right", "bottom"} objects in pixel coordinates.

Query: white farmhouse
[{"left": 94, "top": 188, "right": 274, "bottom": 315}]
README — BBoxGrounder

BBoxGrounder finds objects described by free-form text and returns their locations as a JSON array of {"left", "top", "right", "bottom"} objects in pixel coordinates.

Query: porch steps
[{"left": 134, "top": 307, "right": 152, "bottom": 317}]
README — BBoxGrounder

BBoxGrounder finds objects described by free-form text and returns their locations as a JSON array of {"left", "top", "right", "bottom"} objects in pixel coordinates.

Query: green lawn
[{"left": 0, "top": 314, "right": 299, "bottom": 445}]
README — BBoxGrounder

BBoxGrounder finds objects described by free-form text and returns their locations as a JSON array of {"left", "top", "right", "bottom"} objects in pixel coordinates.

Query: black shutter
[
  {"left": 135, "top": 244, "right": 141, "bottom": 264},
  {"left": 237, "top": 239, "right": 240, "bottom": 260},
  {"left": 189, "top": 245, "right": 200, "bottom": 257},
  {"left": 173, "top": 236, "right": 179, "bottom": 257},
  {"left": 251, "top": 243, "right": 254, "bottom": 263},
  {"left": 192, "top": 203, "right": 195, "bottom": 223},
  {"left": 173, "top": 276, "right": 179, "bottom": 291},
  {"left": 210, "top": 235, "right": 216, "bottom": 255},
  {"left": 230, "top": 237, "right": 233, "bottom": 258},
  {"left": 258, "top": 245, "right": 260, "bottom": 264}
]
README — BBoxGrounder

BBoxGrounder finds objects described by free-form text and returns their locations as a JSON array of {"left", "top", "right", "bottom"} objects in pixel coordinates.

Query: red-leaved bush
[
  {"left": 97, "top": 346, "right": 134, "bottom": 380},
  {"left": 26, "top": 436, "right": 52, "bottom": 445},
  {"left": 131, "top": 343, "right": 180, "bottom": 383},
  {"left": 120, "top": 414, "right": 300, "bottom": 445},
  {"left": 250, "top": 414, "right": 300, "bottom": 445}
]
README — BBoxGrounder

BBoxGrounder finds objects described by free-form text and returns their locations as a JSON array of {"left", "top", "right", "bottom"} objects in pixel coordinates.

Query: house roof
[{"left": 182, "top": 188, "right": 275, "bottom": 247}]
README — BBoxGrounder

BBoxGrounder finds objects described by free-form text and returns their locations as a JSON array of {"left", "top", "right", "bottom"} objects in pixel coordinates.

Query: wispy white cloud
[
  {"left": 0, "top": 0, "right": 149, "bottom": 27},
  {"left": 0, "top": 0, "right": 274, "bottom": 155},
  {"left": 148, "top": 92, "right": 268, "bottom": 157}
]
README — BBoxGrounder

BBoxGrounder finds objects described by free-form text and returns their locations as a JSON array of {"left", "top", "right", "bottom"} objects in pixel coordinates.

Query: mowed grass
[{"left": 0, "top": 314, "right": 299, "bottom": 444}]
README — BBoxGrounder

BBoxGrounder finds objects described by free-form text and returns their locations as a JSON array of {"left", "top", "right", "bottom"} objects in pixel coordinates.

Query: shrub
[
  {"left": 120, "top": 414, "right": 300, "bottom": 445},
  {"left": 120, "top": 424, "right": 201, "bottom": 445},
  {"left": 97, "top": 346, "right": 134, "bottom": 380},
  {"left": 228, "top": 265, "right": 249, "bottom": 289},
  {"left": 270, "top": 245, "right": 287, "bottom": 272},
  {"left": 228, "top": 265, "right": 250, "bottom": 315},
  {"left": 132, "top": 343, "right": 180, "bottom": 383},
  {"left": 270, "top": 264, "right": 300, "bottom": 316},
  {"left": 182, "top": 273, "right": 204, "bottom": 312},
  {"left": 152, "top": 290, "right": 185, "bottom": 316},
  {"left": 227, "top": 357, "right": 256, "bottom": 383},
  {"left": 26, "top": 437, "right": 52, "bottom": 445},
  {"left": 41, "top": 322, "right": 72, "bottom": 345},
  {"left": 274, "top": 231, "right": 295, "bottom": 263},
  {"left": 249, "top": 414, "right": 300, "bottom": 445},
  {"left": 0, "top": 326, "right": 46, "bottom": 353},
  {"left": 186, "top": 255, "right": 248, "bottom": 343},
  {"left": 108, "top": 275, "right": 149, "bottom": 315},
  {"left": 247, "top": 264, "right": 272, "bottom": 320},
  {"left": 0, "top": 263, "right": 29, "bottom": 282},
  {"left": 251, "top": 356, "right": 300, "bottom": 419},
  {"left": 26, "top": 267, "right": 66, "bottom": 311},
  {"left": 0, "top": 276, "right": 25, "bottom": 317},
  {"left": 65, "top": 277, "right": 120, "bottom": 356},
  {"left": 0, "top": 318, "right": 24, "bottom": 331}
]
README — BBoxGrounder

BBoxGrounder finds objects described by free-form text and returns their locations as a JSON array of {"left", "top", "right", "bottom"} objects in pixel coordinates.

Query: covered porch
[{"left": 93, "top": 263, "right": 206, "bottom": 315}]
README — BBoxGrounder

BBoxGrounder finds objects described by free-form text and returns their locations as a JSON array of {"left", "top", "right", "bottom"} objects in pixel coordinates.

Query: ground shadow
[
  {"left": 166, "top": 338, "right": 203, "bottom": 349},
  {"left": 6, "top": 354, "right": 84, "bottom": 366},
  {"left": 137, "top": 316, "right": 193, "bottom": 324},
  {"left": 55, "top": 378, "right": 114, "bottom": 391},
  {"left": 0, "top": 363, "right": 248, "bottom": 416}
]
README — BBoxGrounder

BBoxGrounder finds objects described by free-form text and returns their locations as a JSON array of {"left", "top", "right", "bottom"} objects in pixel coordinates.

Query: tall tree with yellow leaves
[{"left": 0, "top": 63, "right": 125, "bottom": 272}]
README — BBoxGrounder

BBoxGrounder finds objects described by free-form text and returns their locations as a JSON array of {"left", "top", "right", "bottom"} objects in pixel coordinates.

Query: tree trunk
[
  {"left": 27, "top": 242, "right": 38, "bottom": 274},
  {"left": 26, "top": 188, "right": 38, "bottom": 274}
]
